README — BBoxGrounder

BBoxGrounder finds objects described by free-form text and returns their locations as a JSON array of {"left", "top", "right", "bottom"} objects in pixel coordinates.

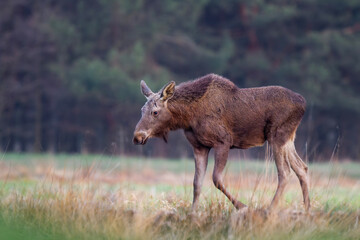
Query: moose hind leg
[
  {"left": 270, "top": 142, "right": 291, "bottom": 209},
  {"left": 288, "top": 143, "right": 310, "bottom": 211},
  {"left": 213, "top": 146, "right": 247, "bottom": 210},
  {"left": 192, "top": 146, "right": 210, "bottom": 210}
]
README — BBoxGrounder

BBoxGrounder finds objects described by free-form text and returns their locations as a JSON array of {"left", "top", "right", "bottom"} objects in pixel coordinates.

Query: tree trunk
[{"left": 34, "top": 91, "right": 43, "bottom": 152}]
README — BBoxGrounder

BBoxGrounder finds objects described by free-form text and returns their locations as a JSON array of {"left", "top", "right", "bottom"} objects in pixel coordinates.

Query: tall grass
[{"left": 0, "top": 153, "right": 359, "bottom": 239}]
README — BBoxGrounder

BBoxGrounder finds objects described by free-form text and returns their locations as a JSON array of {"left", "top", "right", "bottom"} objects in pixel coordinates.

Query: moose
[{"left": 133, "top": 74, "right": 310, "bottom": 211}]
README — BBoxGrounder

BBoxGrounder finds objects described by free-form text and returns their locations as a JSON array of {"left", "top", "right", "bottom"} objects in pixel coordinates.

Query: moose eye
[{"left": 153, "top": 111, "right": 158, "bottom": 117}]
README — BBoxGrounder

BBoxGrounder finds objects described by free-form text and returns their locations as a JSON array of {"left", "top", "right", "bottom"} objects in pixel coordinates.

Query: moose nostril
[{"left": 133, "top": 136, "right": 143, "bottom": 145}]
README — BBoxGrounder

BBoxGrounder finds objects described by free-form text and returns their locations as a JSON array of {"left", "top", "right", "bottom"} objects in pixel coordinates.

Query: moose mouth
[{"left": 140, "top": 136, "right": 149, "bottom": 145}]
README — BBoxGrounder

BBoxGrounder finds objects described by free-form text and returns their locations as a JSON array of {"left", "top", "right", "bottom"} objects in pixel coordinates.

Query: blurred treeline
[{"left": 0, "top": 0, "right": 360, "bottom": 160}]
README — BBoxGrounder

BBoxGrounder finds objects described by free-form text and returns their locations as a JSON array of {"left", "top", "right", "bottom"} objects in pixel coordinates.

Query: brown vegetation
[{"left": 0, "top": 156, "right": 359, "bottom": 239}]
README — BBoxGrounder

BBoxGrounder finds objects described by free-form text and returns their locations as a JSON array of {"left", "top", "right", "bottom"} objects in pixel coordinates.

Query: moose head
[{"left": 133, "top": 80, "right": 176, "bottom": 145}]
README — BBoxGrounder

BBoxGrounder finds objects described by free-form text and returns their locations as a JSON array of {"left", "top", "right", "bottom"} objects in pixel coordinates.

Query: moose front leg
[
  {"left": 213, "top": 145, "right": 247, "bottom": 210},
  {"left": 192, "top": 146, "right": 210, "bottom": 210}
]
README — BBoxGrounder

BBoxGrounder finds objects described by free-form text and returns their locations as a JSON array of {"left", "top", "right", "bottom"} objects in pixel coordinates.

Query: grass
[
  {"left": 2, "top": 153, "right": 359, "bottom": 177},
  {"left": 0, "top": 153, "right": 359, "bottom": 239}
]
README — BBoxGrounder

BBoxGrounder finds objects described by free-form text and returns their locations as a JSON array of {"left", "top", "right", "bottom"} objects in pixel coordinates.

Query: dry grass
[{"left": 0, "top": 154, "right": 359, "bottom": 239}]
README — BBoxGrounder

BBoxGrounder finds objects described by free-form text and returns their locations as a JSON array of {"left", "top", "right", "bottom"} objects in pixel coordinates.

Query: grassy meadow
[{"left": 0, "top": 153, "right": 359, "bottom": 239}]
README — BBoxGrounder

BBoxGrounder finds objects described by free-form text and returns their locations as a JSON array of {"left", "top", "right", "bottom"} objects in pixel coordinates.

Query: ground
[{"left": 0, "top": 153, "right": 359, "bottom": 239}]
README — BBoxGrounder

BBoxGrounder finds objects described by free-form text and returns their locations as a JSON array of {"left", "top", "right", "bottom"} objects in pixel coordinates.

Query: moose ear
[
  {"left": 140, "top": 80, "right": 154, "bottom": 98},
  {"left": 160, "top": 81, "right": 175, "bottom": 101}
]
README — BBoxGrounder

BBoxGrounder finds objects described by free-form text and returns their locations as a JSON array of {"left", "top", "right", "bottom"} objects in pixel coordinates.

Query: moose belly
[{"left": 231, "top": 126, "right": 266, "bottom": 149}]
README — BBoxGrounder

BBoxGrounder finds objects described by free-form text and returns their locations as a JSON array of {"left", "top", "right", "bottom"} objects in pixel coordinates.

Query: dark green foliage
[{"left": 0, "top": 0, "right": 359, "bottom": 159}]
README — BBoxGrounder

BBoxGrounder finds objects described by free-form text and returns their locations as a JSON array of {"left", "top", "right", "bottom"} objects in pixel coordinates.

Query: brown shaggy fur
[{"left": 133, "top": 74, "right": 310, "bottom": 211}]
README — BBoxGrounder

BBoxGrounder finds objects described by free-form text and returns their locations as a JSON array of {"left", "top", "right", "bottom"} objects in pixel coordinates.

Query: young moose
[{"left": 133, "top": 74, "right": 310, "bottom": 211}]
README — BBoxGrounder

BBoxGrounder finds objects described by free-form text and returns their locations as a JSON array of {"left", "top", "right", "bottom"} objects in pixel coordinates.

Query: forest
[{"left": 1, "top": 0, "right": 360, "bottom": 160}]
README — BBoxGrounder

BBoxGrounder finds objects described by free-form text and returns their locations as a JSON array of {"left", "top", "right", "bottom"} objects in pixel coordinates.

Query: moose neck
[
  {"left": 165, "top": 78, "right": 212, "bottom": 131},
  {"left": 166, "top": 99, "right": 193, "bottom": 130}
]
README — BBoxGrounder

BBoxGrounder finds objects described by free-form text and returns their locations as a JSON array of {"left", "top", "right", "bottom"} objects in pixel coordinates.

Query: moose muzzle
[{"left": 133, "top": 131, "right": 149, "bottom": 145}]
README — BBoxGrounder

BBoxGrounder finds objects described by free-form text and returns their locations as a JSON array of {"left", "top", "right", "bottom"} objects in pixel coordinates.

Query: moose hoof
[
  {"left": 234, "top": 201, "right": 247, "bottom": 211},
  {"left": 237, "top": 206, "right": 249, "bottom": 215}
]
